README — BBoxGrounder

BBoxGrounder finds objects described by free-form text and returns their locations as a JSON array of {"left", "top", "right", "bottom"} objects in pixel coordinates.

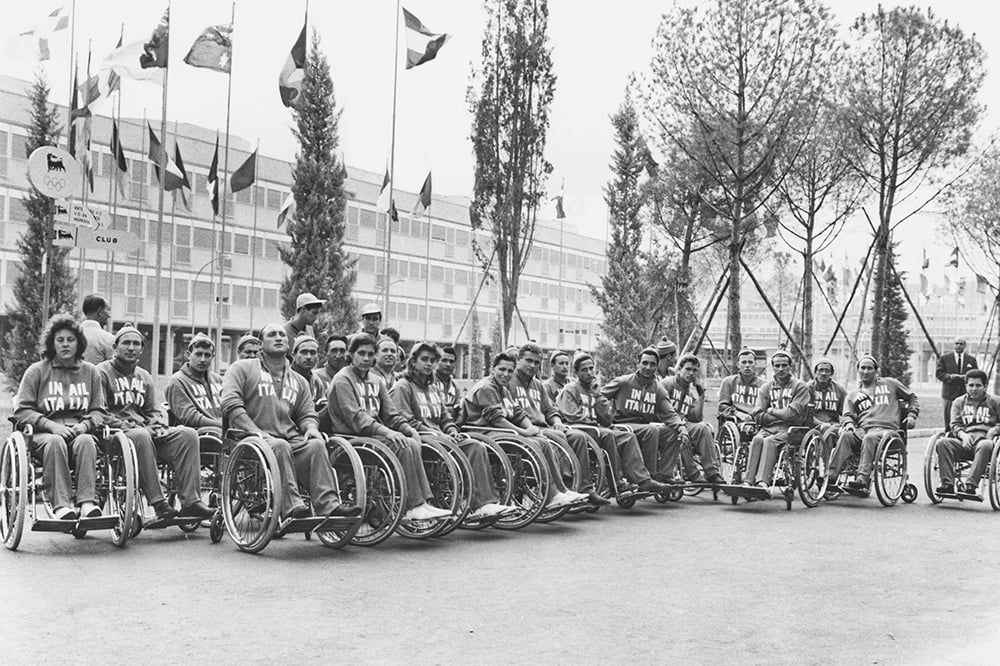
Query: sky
[{"left": 2, "top": 0, "right": 999, "bottom": 281}]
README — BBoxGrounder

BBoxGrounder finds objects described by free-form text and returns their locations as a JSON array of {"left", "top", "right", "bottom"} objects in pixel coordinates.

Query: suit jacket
[{"left": 936, "top": 351, "right": 978, "bottom": 400}]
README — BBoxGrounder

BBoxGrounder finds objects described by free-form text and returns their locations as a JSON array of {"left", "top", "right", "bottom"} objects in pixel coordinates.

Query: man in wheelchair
[
  {"left": 935, "top": 369, "right": 1000, "bottom": 497},
  {"left": 220, "top": 323, "right": 361, "bottom": 521},
  {"left": 827, "top": 355, "right": 919, "bottom": 490},
  {"left": 808, "top": 357, "right": 847, "bottom": 460},
  {"left": 718, "top": 349, "right": 763, "bottom": 426},
  {"left": 662, "top": 353, "right": 726, "bottom": 485},
  {"left": 165, "top": 333, "right": 223, "bottom": 436}
]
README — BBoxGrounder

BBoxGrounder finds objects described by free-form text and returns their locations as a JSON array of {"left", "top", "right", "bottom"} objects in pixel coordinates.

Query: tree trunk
[
  {"left": 802, "top": 226, "right": 814, "bottom": 362},
  {"left": 727, "top": 209, "right": 743, "bottom": 358},
  {"left": 870, "top": 226, "right": 890, "bottom": 362}
]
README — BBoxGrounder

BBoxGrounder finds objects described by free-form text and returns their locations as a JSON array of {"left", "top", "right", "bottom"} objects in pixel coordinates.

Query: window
[
  {"left": 430, "top": 266, "right": 444, "bottom": 282},
  {"left": 262, "top": 288, "right": 278, "bottom": 309},
  {"left": 359, "top": 208, "right": 376, "bottom": 228},
  {"left": 431, "top": 224, "right": 446, "bottom": 242},
  {"left": 234, "top": 233, "right": 249, "bottom": 255},
  {"left": 253, "top": 185, "right": 265, "bottom": 206},
  {"left": 236, "top": 186, "right": 251, "bottom": 204},
  {"left": 194, "top": 280, "right": 212, "bottom": 301},
  {"left": 173, "top": 278, "right": 189, "bottom": 300},
  {"left": 9, "top": 198, "right": 29, "bottom": 222},
  {"left": 0, "top": 130, "right": 8, "bottom": 179},
  {"left": 266, "top": 239, "right": 283, "bottom": 260},
  {"left": 266, "top": 188, "right": 282, "bottom": 209},
  {"left": 10, "top": 134, "right": 27, "bottom": 161},
  {"left": 252, "top": 236, "right": 265, "bottom": 258},
  {"left": 358, "top": 254, "right": 375, "bottom": 272},
  {"left": 233, "top": 284, "right": 247, "bottom": 306},
  {"left": 175, "top": 246, "right": 191, "bottom": 264},
  {"left": 172, "top": 300, "right": 188, "bottom": 318},
  {"left": 193, "top": 227, "right": 213, "bottom": 248}
]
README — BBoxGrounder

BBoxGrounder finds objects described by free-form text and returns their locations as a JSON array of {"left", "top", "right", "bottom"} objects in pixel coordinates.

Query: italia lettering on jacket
[
  {"left": 112, "top": 376, "right": 146, "bottom": 408},
  {"left": 416, "top": 389, "right": 445, "bottom": 421},
  {"left": 960, "top": 402, "right": 995, "bottom": 427},
  {"left": 812, "top": 387, "right": 839, "bottom": 412},
  {"left": 731, "top": 384, "right": 759, "bottom": 408},
  {"left": 191, "top": 380, "right": 222, "bottom": 412},
  {"left": 43, "top": 380, "right": 91, "bottom": 411},
  {"left": 667, "top": 386, "right": 696, "bottom": 418},
  {"left": 768, "top": 385, "right": 797, "bottom": 409},
  {"left": 579, "top": 392, "right": 597, "bottom": 422},
  {"left": 255, "top": 372, "right": 299, "bottom": 404},
  {"left": 624, "top": 388, "right": 656, "bottom": 416}
]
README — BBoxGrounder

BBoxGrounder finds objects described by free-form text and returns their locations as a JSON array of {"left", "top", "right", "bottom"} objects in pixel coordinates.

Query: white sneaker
[
  {"left": 405, "top": 503, "right": 453, "bottom": 521},
  {"left": 477, "top": 502, "right": 506, "bottom": 517},
  {"left": 545, "top": 492, "right": 576, "bottom": 510},
  {"left": 566, "top": 491, "right": 590, "bottom": 505}
]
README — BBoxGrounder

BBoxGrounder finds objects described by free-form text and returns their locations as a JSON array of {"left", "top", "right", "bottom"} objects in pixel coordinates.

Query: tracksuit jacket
[
  {"left": 15, "top": 359, "right": 107, "bottom": 433},
  {"left": 600, "top": 372, "right": 684, "bottom": 427},
  {"left": 842, "top": 377, "right": 920, "bottom": 432},
  {"left": 808, "top": 379, "right": 846, "bottom": 426},
  {"left": 463, "top": 376, "right": 528, "bottom": 427},
  {"left": 557, "top": 379, "right": 614, "bottom": 427},
  {"left": 165, "top": 363, "right": 223, "bottom": 428},
  {"left": 660, "top": 376, "right": 705, "bottom": 423},
  {"left": 327, "top": 365, "right": 410, "bottom": 438},
  {"left": 510, "top": 370, "right": 561, "bottom": 427},
  {"left": 219, "top": 357, "right": 317, "bottom": 440},
  {"left": 392, "top": 374, "right": 457, "bottom": 434},
  {"left": 949, "top": 393, "right": 1000, "bottom": 438},
  {"left": 718, "top": 373, "right": 763, "bottom": 420},
  {"left": 754, "top": 376, "right": 811, "bottom": 433},
  {"left": 97, "top": 358, "right": 167, "bottom": 429}
]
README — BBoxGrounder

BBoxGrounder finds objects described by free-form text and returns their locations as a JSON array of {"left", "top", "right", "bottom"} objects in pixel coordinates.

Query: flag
[
  {"left": 230, "top": 151, "right": 257, "bottom": 193},
  {"left": 402, "top": 7, "right": 450, "bottom": 69},
  {"left": 147, "top": 123, "right": 184, "bottom": 188},
  {"left": 376, "top": 166, "right": 392, "bottom": 213},
  {"left": 111, "top": 119, "right": 128, "bottom": 197},
  {"left": 413, "top": 171, "right": 431, "bottom": 216},
  {"left": 172, "top": 142, "right": 192, "bottom": 210},
  {"left": 976, "top": 274, "right": 990, "bottom": 295},
  {"left": 958, "top": 276, "right": 967, "bottom": 296},
  {"left": 553, "top": 181, "right": 565, "bottom": 219},
  {"left": 101, "top": 8, "right": 169, "bottom": 86},
  {"left": 277, "top": 192, "right": 295, "bottom": 228},
  {"left": 920, "top": 273, "right": 929, "bottom": 303},
  {"left": 278, "top": 21, "right": 307, "bottom": 107},
  {"left": 207, "top": 134, "right": 220, "bottom": 216},
  {"left": 824, "top": 265, "right": 836, "bottom": 283},
  {"left": 105, "top": 33, "right": 123, "bottom": 96},
  {"left": 6, "top": 6, "right": 70, "bottom": 61},
  {"left": 68, "top": 68, "right": 81, "bottom": 156},
  {"left": 184, "top": 24, "right": 232, "bottom": 73},
  {"left": 947, "top": 246, "right": 959, "bottom": 268},
  {"left": 921, "top": 249, "right": 929, "bottom": 271}
]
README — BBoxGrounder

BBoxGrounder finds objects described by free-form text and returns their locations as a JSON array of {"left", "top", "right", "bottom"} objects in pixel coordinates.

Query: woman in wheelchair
[
  {"left": 391, "top": 341, "right": 513, "bottom": 521},
  {"left": 327, "top": 333, "right": 453, "bottom": 522},
  {"left": 14, "top": 314, "right": 108, "bottom": 521}
]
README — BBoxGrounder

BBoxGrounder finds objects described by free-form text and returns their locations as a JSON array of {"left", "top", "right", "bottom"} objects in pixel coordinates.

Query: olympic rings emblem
[{"left": 43, "top": 175, "right": 67, "bottom": 189}]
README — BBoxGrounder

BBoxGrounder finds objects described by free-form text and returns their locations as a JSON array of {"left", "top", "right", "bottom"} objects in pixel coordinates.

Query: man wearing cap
[
  {"left": 601, "top": 346, "right": 688, "bottom": 484},
  {"left": 510, "top": 343, "right": 610, "bottom": 506},
  {"left": 827, "top": 354, "right": 920, "bottom": 490},
  {"left": 935, "top": 369, "right": 1000, "bottom": 496},
  {"left": 97, "top": 326, "right": 213, "bottom": 522},
  {"left": 289, "top": 335, "right": 326, "bottom": 411},
  {"left": 359, "top": 303, "right": 382, "bottom": 338},
  {"left": 808, "top": 357, "right": 847, "bottom": 460},
  {"left": 543, "top": 350, "right": 571, "bottom": 404},
  {"left": 165, "top": 333, "right": 223, "bottom": 434},
  {"left": 558, "top": 353, "right": 667, "bottom": 495},
  {"left": 220, "top": 323, "right": 361, "bottom": 521},
  {"left": 283, "top": 293, "right": 325, "bottom": 355},
  {"left": 655, "top": 337, "right": 678, "bottom": 380},
  {"left": 434, "top": 345, "right": 461, "bottom": 420},
  {"left": 936, "top": 337, "right": 978, "bottom": 430},
  {"left": 81, "top": 293, "right": 116, "bottom": 365},
  {"left": 743, "top": 350, "right": 811, "bottom": 489},
  {"left": 719, "top": 349, "right": 763, "bottom": 424},
  {"left": 236, "top": 333, "right": 261, "bottom": 360},
  {"left": 663, "top": 353, "right": 726, "bottom": 485}
]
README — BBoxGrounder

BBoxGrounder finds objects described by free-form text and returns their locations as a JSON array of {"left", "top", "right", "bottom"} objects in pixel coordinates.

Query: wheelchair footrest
[
  {"left": 278, "top": 516, "right": 331, "bottom": 534},
  {"left": 143, "top": 516, "right": 204, "bottom": 530},
  {"left": 619, "top": 490, "right": 655, "bottom": 501},
  {"left": 311, "top": 516, "right": 360, "bottom": 532},
  {"left": 937, "top": 491, "right": 983, "bottom": 503},
  {"left": 76, "top": 515, "right": 119, "bottom": 531},
  {"left": 830, "top": 484, "right": 870, "bottom": 498},
  {"left": 32, "top": 518, "right": 79, "bottom": 533},
  {"left": 462, "top": 513, "right": 502, "bottom": 527},
  {"left": 718, "top": 484, "right": 771, "bottom": 500}
]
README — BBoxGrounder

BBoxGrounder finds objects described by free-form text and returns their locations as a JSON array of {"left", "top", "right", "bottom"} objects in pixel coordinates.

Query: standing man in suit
[{"left": 936, "top": 338, "right": 978, "bottom": 430}]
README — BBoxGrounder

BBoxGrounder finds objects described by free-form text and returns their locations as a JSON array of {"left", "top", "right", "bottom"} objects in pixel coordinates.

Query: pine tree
[
  {"left": 1, "top": 73, "right": 75, "bottom": 390},
  {"left": 592, "top": 95, "right": 651, "bottom": 378},
  {"left": 469, "top": 308, "right": 483, "bottom": 379},
  {"left": 280, "top": 31, "right": 356, "bottom": 334},
  {"left": 872, "top": 243, "right": 912, "bottom": 384}
]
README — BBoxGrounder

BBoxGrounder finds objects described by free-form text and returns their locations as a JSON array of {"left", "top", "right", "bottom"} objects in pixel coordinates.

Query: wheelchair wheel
[
  {"left": 221, "top": 438, "right": 283, "bottom": 554},
  {"left": 730, "top": 438, "right": 750, "bottom": 486},
  {"left": 990, "top": 440, "right": 1000, "bottom": 511},
  {"left": 0, "top": 433, "right": 29, "bottom": 551},
  {"left": 103, "top": 432, "right": 139, "bottom": 548},
  {"left": 397, "top": 439, "right": 463, "bottom": 539},
  {"left": 429, "top": 438, "right": 474, "bottom": 537},
  {"left": 316, "top": 437, "right": 366, "bottom": 549},
  {"left": 460, "top": 436, "right": 514, "bottom": 531},
  {"left": 350, "top": 438, "right": 407, "bottom": 547},
  {"left": 571, "top": 437, "right": 606, "bottom": 514},
  {"left": 797, "top": 430, "right": 827, "bottom": 509},
  {"left": 534, "top": 437, "right": 581, "bottom": 524},
  {"left": 493, "top": 438, "right": 550, "bottom": 531},
  {"left": 874, "top": 433, "right": 907, "bottom": 507},
  {"left": 923, "top": 433, "right": 945, "bottom": 505}
]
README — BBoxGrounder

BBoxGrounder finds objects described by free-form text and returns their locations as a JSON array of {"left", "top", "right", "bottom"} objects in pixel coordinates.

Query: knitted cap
[
  {"left": 549, "top": 349, "right": 570, "bottom": 365},
  {"left": 655, "top": 337, "right": 677, "bottom": 357},
  {"left": 857, "top": 354, "right": 879, "bottom": 369},
  {"left": 813, "top": 357, "right": 834, "bottom": 372},
  {"left": 573, "top": 352, "right": 594, "bottom": 372},
  {"left": 291, "top": 334, "right": 318, "bottom": 354},
  {"left": 114, "top": 325, "right": 144, "bottom": 346},
  {"left": 187, "top": 332, "right": 215, "bottom": 351},
  {"left": 770, "top": 350, "right": 792, "bottom": 365},
  {"left": 236, "top": 333, "right": 260, "bottom": 351},
  {"left": 736, "top": 348, "right": 757, "bottom": 361}
]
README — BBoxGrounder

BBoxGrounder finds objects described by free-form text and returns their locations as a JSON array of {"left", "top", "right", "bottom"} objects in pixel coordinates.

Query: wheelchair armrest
[
  {"left": 612, "top": 424, "right": 636, "bottom": 433},
  {"left": 8, "top": 420, "right": 33, "bottom": 436},
  {"left": 787, "top": 426, "right": 810, "bottom": 448},
  {"left": 567, "top": 424, "right": 601, "bottom": 435},
  {"left": 226, "top": 427, "right": 267, "bottom": 441},
  {"left": 462, "top": 425, "right": 519, "bottom": 436}
]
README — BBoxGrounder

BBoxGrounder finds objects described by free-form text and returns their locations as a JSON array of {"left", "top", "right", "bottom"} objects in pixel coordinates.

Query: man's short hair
[
  {"left": 440, "top": 345, "right": 457, "bottom": 359},
  {"left": 966, "top": 368, "right": 988, "bottom": 384},
  {"left": 82, "top": 294, "right": 107, "bottom": 316},
  {"left": 492, "top": 352, "right": 515, "bottom": 368},
  {"left": 676, "top": 353, "right": 700, "bottom": 369},
  {"left": 638, "top": 346, "right": 659, "bottom": 363},
  {"left": 379, "top": 327, "right": 401, "bottom": 344},
  {"left": 325, "top": 334, "right": 348, "bottom": 351},
  {"left": 350, "top": 333, "right": 377, "bottom": 354},
  {"left": 518, "top": 342, "right": 543, "bottom": 358}
]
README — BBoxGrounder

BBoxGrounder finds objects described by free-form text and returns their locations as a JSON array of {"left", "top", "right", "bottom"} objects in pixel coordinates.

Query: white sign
[
  {"left": 68, "top": 202, "right": 104, "bottom": 228},
  {"left": 27, "top": 146, "right": 81, "bottom": 199},
  {"left": 75, "top": 228, "right": 140, "bottom": 253}
]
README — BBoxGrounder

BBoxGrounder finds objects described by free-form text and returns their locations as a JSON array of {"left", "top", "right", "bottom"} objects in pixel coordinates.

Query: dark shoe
[
  {"left": 936, "top": 482, "right": 954, "bottom": 494},
  {"left": 652, "top": 473, "right": 673, "bottom": 484},
  {"left": 327, "top": 504, "right": 363, "bottom": 518},
  {"left": 288, "top": 505, "right": 312, "bottom": 520},
  {"left": 847, "top": 477, "right": 867, "bottom": 490},
  {"left": 637, "top": 478, "right": 670, "bottom": 493},
  {"left": 963, "top": 482, "right": 980, "bottom": 495},
  {"left": 586, "top": 491, "right": 611, "bottom": 507},
  {"left": 179, "top": 500, "right": 215, "bottom": 519},
  {"left": 686, "top": 471, "right": 707, "bottom": 484},
  {"left": 707, "top": 473, "right": 727, "bottom": 485},
  {"left": 153, "top": 500, "right": 179, "bottom": 521}
]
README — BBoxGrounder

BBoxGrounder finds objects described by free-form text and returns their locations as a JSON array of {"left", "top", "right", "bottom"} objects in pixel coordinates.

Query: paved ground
[{"left": 2, "top": 434, "right": 998, "bottom": 665}]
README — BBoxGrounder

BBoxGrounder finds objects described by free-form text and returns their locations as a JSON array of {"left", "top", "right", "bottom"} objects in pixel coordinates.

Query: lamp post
[{"left": 191, "top": 253, "right": 230, "bottom": 338}]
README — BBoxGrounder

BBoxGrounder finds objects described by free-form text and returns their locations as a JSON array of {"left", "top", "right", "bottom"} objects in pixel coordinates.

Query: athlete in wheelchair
[
  {"left": 2, "top": 314, "right": 137, "bottom": 549},
  {"left": 219, "top": 323, "right": 363, "bottom": 552},
  {"left": 925, "top": 368, "right": 1000, "bottom": 506},
  {"left": 826, "top": 354, "right": 919, "bottom": 506},
  {"left": 662, "top": 353, "right": 727, "bottom": 488}
]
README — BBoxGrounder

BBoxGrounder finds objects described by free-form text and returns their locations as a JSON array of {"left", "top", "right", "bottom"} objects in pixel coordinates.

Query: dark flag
[
  {"left": 207, "top": 134, "right": 220, "bottom": 216},
  {"left": 230, "top": 150, "right": 257, "bottom": 193},
  {"left": 403, "top": 7, "right": 450, "bottom": 69},
  {"left": 184, "top": 24, "right": 232, "bottom": 73},
  {"left": 140, "top": 8, "right": 170, "bottom": 70},
  {"left": 413, "top": 171, "right": 431, "bottom": 216},
  {"left": 111, "top": 119, "right": 128, "bottom": 196},
  {"left": 172, "top": 142, "right": 192, "bottom": 210},
  {"left": 278, "top": 21, "right": 306, "bottom": 107}
]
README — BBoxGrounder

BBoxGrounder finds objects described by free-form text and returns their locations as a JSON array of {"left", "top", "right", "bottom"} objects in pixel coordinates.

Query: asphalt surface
[{"left": 2, "top": 434, "right": 999, "bottom": 665}]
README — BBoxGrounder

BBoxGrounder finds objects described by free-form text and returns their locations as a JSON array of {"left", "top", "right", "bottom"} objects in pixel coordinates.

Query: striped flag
[
  {"left": 147, "top": 123, "right": 184, "bottom": 189},
  {"left": 278, "top": 21, "right": 307, "bottom": 107},
  {"left": 402, "top": 8, "right": 450, "bottom": 69},
  {"left": 101, "top": 8, "right": 169, "bottom": 86}
]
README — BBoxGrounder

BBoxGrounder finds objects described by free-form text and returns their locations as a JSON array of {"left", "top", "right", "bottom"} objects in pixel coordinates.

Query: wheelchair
[
  {"left": 721, "top": 424, "right": 827, "bottom": 510},
  {"left": 923, "top": 432, "right": 1000, "bottom": 509},
  {"left": 826, "top": 425, "right": 918, "bottom": 507},
  {"left": 1, "top": 423, "right": 139, "bottom": 551},
  {"left": 461, "top": 426, "right": 552, "bottom": 530},
  {"left": 395, "top": 437, "right": 465, "bottom": 540},
  {"left": 456, "top": 434, "right": 515, "bottom": 530},
  {"left": 217, "top": 429, "right": 366, "bottom": 553}
]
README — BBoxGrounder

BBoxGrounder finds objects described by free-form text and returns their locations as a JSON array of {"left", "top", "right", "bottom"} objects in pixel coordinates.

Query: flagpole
[
  {"left": 150, "top": 2, "right": 171, "bottom": 381},
  {"left": 216, "top": 1, "right": 236, "bottom": 368},
  {"left": 137, "top": 108, "right": 147, "bottom": 319},
  {"left": 77, "top": 41, "right": 93, "bottom": 298},
  {"left": 64, "top": 0, "right": 77, "bottom": 141},
  {"left": 423, "top": 204, "right": 431, "bottom": 339},
  {"left": 164, "top": 118, "right": 181, "bottom": 372},
  {"left": 106, "top": 23, "right": 124, "bottom": 314},
  {"left": 383, "top": 0, "right": 401, "bottom": 317},
  {"left": 249, "top": 138, "right": 260, "bottom": 330}
]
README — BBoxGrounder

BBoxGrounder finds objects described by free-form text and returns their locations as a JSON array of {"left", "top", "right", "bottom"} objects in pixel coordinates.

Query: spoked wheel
[
  {"left": 874, "top": 433, "right": 907, "bottom": 507},
  {"left": 797, "top": 431, "right": 827, "bottom": 509},
  {"left": 316, "top": 437, "right": 366, "bottom": 549},
  {"left": 221, "top": 438, "right": 283, "bottom": 554},
  {"left": 350, "top": 439, "right": 406, "bottom": 547},
  {"left": 534, "top": 437, "right": 581, "bottom": 524},
  {"left": 0, "top": 434, "right": 29, "bottom": 551},
  {"left": 104, "top": 433, "right": 138, "bottom": 548},
  {"left": 397, "top": 439, "right": 462, "bottom": 539},
  {"left": 571, "top": 437, "right": 606, "bottom": 514},
  {"left": 924, "top": 433, "right": 945, "bottom": 505},
  {"left": 429, "top": 438, "right": 474, "bottom": 537},
  {"left": 460, "top": 436, "right": 514, "bottom": 531},
  {"left": 989, "top": 439, "right": 1000, "bottom": 511},
  {"left": 493, "top": 438, "right": 550, "bottom": 531}
]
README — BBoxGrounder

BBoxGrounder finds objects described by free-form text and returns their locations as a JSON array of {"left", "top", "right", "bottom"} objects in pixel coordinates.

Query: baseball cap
[
  {"left": 360, "top": 302, "right": 382, "bottom": 317},
  {"left": 295, "top": 293, "right": 325, "bottom": 310}
]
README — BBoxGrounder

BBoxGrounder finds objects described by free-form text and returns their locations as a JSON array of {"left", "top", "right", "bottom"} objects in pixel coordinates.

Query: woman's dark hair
[{"left": 40, "top": 313, "right": 87, "bottom": 362}]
